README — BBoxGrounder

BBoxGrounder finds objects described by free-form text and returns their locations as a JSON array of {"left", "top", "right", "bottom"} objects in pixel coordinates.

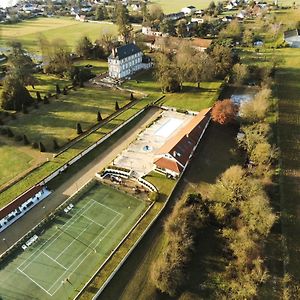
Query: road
[{"left": 0, "top": 107, "right": 161, "bottom": 254}]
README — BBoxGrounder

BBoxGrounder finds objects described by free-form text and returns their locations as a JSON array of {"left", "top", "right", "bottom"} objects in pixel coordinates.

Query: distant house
[
  {"left": 142, "top": 26, "right": 166, "bottom": 37},
  {"left": 191, "top": 17, "right": 205, "bottom": 24},
  {"left": 131, "top": 3, "right": 141, "bottom": 11},
  {"left": 75, "top": 14, "right": 86, "bottom": 22},
  {"left": 191, "top": 38, "right": 213, "bottom": 51},
  {"left": 108, "top": 43, "right": 152, "bottom": 79},
  {"left": 181, "top": 6, "right": 197, "bottom": 16},
  {"left": 222, "top": 15, "right": 233, "bottom": 22},
  {"left": 284, "top": 29, "right": 300, "bottom": 48},
  {"left": 164, "top": 12, "right": 185, "bottom": 21},
  {"left": 154, "top": 108, "right": 211, "bottom": 177}
]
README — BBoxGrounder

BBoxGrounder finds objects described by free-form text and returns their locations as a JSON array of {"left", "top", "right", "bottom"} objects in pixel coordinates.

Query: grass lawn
[
  {"left": 0, "top": 142, "right": 36, "bottom": 188},
  {"left": 5, "top": 86, "right": 131, "bottom": 150},
  {"left": 0, "top": 181, "right": 146, "bottom": 300},
  {"left": 98, "top": 122, "right": 242, "bottom": 300},
  {"left": 163, "top": 81, "right": 223, "bottom": 112},
  {"left": 124, "top": 70, "right": 222, "bottom": 111},
  {"left": 0, "top": 17, "right": 141, "bottom": 53},
  {"left": 74, "top": 59, "right": 108, "bottom": 74}
]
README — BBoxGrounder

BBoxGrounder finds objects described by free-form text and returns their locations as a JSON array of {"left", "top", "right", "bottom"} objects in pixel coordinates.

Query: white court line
[
  {"left": 48, "top": 213, "right": 122, "bottom": 295},
  {"left": 18, "top": 200, "right": 96, "bottom": 271},
  {"left": 82, "top": 215, "right": 105, "bottom": 228},
  {"left": 91, "top": 200, "right": 122, "bottom": 216},
  {"left": 42, "top": 251, "right": 67, "bottom": 270},
  {"left": 54, "top": 221, "right": 96, "bottom": 261},
  {"left": 17, "top": 267, "right": 52, "bottom": 296},
  {"left": 48, "top": 215, "right": 124, "bottom": 296}
]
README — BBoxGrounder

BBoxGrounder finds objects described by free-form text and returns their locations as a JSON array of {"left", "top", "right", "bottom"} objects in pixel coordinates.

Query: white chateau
[{"left": 108, "top": 43, "right": 151, "bottom": 79}]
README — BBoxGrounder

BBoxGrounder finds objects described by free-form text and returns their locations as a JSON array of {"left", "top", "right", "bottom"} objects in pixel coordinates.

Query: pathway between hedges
[{"left": 0, "top": 107, "right": 161, "bottom": 255}]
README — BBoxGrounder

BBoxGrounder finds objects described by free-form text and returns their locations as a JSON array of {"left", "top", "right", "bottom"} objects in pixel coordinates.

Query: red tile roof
[
  {"left": 0, "top": 185, "right": 42, "bottom": 220},
  {"left": 154, "top": 157, "right": 183, "bottom": 174}
]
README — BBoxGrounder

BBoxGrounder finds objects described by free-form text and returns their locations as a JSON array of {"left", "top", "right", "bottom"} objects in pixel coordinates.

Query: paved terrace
[{"left": 113, "top": 110, "right": 194, "bottom": 177}]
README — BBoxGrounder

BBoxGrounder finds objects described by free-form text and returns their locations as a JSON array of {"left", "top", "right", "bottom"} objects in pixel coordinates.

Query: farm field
[
  {"left": 0, "top": 17, "right": 140, "bottom": 53},
  {"left": 0, "top": 181, "right": 147, "bottom": 300},
  {"left": 150, "top": 0, "right": 212, "bottom": 13}
]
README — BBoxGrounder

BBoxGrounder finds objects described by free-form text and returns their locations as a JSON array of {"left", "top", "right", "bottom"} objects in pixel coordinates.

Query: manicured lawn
[
  {"left": 0, "top": 17, "right": 141, "bottom": 53},
  {"left": 6, "top": 86, "right": 131, "bottom": 149},
  {"left": 0, "top": 181, "right": 146, "bottom": 300},
  {"left": 74, "top": 59, "right": 108, "bottom": 74},
  {"left": 0, "top": 142, "right": 35, "bottom": 188},
  {"left": 163, "top": 81, "right": 223, "bottom": 112},
  {"left": 124, "top": 70, "right": 222, "bottom": 111}
]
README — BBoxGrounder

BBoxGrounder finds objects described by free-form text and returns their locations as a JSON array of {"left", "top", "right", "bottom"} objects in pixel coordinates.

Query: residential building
[
  {"left": 284, "top": 29, "right": 300, "bottom": 48},
  {"left": 181, "top": 5, "right": 197, "bottom": 15},
  {"left": 164, "top": 12, "right": 185, "bottom": 21},
  {"left": 108, "top": 43, "right": 151, "bottom": 79},
  {"left": 154, "top": 108, "right": 211, "bottom": 177}
]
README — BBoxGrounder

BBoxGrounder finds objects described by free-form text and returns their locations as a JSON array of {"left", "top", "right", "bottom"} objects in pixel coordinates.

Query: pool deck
[{"left": 113, "top": 110, "right": 194, "bottom": 177}]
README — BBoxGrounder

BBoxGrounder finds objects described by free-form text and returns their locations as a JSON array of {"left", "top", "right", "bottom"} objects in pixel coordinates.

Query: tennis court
[{"left": 0, "top": 182, "right": 146, "bottom": 300}]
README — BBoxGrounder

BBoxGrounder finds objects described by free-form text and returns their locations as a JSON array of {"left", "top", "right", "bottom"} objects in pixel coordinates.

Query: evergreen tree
[
  {"left": 23, "top": 134, "right": 29, "bottom": 145},
  {"left": 115, "top": 101, "right": 120, "bottom": 111},
  {"left": 76, "top": 36, "right": 93, "bottom": 59},
  {"left": 56, "top": 83, "right": 61, "bottom": 94},
  {"left": 97, "top": 111, "right": 102, "bottom": 122},
  {"left": 130, "top": 92, "right": 134, "bottom": 101},
  {"left": 36, "top": 91, "right": 42, "bottom": 102},
  {"left": 77, "top": 123, "right": 83, "bottom": 134},
  {"left": 39, "top": 142, "right": 46, "bottom": 152},
  {"left": 53, "top": 139, "right": 59, "bottom": 150}
]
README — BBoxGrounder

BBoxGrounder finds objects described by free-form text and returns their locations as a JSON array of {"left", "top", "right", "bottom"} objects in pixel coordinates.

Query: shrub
[
  {"left": 0, "top": 118, "right": 4, "bottom": 125},
  {"left": 76, "top": 123, "right": 83, "bottom": 134},
  {"left": 23, "top": 134, "right": 29, "bottom": 145},
  {"left": 15, "top": 134, "right": 22, "bottom": 142},
  {"left": 7, "top": 128, "right": 14, "bottom": 137},
  {"left": 43, "top": 96, "right": 49, "bottom": 104},
  {"left": 39, "top": 142, "right": 46, "bottom": 152},
  {"left": 0, "top": 127, "right": 7, "bottom": 135}
]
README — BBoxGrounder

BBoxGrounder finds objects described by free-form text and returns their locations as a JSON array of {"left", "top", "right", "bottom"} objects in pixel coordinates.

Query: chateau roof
[{"left": 109, "top": 43, "right": 142, "bottom": 60}]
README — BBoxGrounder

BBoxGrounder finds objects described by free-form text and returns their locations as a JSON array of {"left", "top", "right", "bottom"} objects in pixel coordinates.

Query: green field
[
  {"left": 124, "top": 71, "right": 222, "bottom": 111},
  {"left": 0, "top": 182, "right": 146, "bottom": 300},
  {"left": 6, "top": 86, "right": 130, "bottom": 149},
  {"left": 151, "top": 0, "right": 211, "bottom": 13},
  {"left": 0, "top": 17, "right": 140, "bottom": 53}
]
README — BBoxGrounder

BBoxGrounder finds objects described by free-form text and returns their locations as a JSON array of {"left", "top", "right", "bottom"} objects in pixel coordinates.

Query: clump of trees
[
  {"left": 154, "top": 43, "right": 234, "bottom": 93},
  {"left": 151, "top": 194, "right": 207, "bottom": 296},
  {"left": 207, "top": 166, "right": 277, "bottom": 299}
]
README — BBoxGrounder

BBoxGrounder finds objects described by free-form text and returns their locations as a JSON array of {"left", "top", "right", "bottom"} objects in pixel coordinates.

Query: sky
[{"left": 0, "top": 0, "right": 19, "bottom": 8}]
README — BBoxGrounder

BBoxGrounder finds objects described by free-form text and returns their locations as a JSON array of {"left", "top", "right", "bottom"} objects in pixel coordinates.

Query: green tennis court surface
[{"left": 0, "top": 182, "right": 146, "bottom": 300}]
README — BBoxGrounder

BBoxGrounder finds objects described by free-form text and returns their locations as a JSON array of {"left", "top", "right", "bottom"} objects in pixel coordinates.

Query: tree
[
  {"left": 240, "top": 87, "right": 271, "bottom": 121},
  {"left": 219, "top": 19, "right": 242, "bottom": 41},
  {"left": 56, "top": 84, "right": 61, "bottom": 94},
  {"left": 243, "top": 28, "right": 254, "bottom": 46},
  {"left": 232, "top": 63, "right": 248, "bottom": 85},
  {"left": 95, "top": 5, "right": 108, "bottom": 20},
  {"left": 191, "top": 52, "right": 214, "bottom": 88},
  {"left": 249, "top": 142, "right": 278, "bottom": 166},
  {"left": 76, "top": 123, "right": 83, "bottom": 134},
  {"left": 23, "top": 134, "right": 29, "bottom": 145},
  {"left": 7, "top": 41, "right": 35, "bottom": 86},
  {"left": 177, "top": 20, "right": 187, "bottom": 38},
  {"left": 39, "top": 142, "right": 46, "bottom": 152},
  {"left": 210, "top": 45, "right": 234, "bottom": 79},
  {"left": 76, "top": 36, "right": 93, "bottom": 59},
  {"left": 53, "top": 139, "right": 59, "bottom": 150},
  {"left": 1, "top": 75, "right": 33, "bottom": 111},
  {"left": 148, "top": 4, "right": 164, "bottom": 22},
  {"left": 115, "top": 101, "right": 120, "bottom": 111},
  {"left": 130, "top": 92, "right": 134, "bottom": 101},
  {"left": 160, "top": 19, "right": 176, "bottom": 36},
  {"left": 97, "top": 111, "right": 102, "bottom": 122},
  {"left": 36, "top": 91, "right": 42, "bottom": 102},
  {"left": 115, "top": 2, "right": 133, "bottom": 43},
  {"left": 211, "top": 99, "right": 238, "bottom": 125},
  {"left": 43, "top": 96, "right": 49, "bottom": 104}
]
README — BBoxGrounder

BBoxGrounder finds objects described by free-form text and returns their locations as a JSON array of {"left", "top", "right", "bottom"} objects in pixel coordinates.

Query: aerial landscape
[{"left": 0, "top": 0, "right": 299, "bottom": 299}]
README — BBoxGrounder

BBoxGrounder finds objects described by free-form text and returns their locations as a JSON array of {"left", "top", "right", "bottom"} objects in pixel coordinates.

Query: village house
[
  {"left": 284, "top": 29, "right": 300, "bottom": 48},
  {"left": 181, "top": 6, "right": 197, "bottom": 16},
  {"left": 108, "top": 43, "right": 152, "bottom": 79},
  {"left": 164, "top": 12, "right": 185, "bottom": 21}
]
